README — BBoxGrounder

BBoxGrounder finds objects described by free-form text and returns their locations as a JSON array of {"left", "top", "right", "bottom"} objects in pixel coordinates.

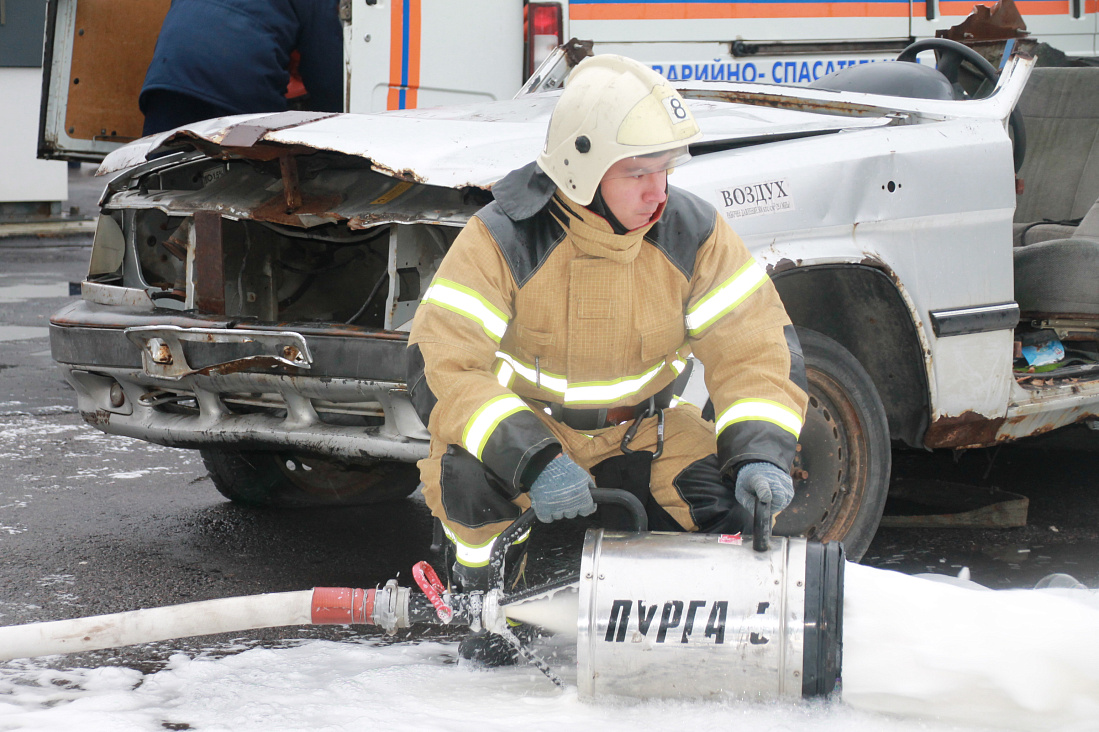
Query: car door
[{"left": 39, "top": 0, "right": 169, "bottom": 162}]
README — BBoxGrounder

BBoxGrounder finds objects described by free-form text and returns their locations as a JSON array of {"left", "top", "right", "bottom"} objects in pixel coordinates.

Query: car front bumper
[{"left": 50, "top": 300, "right": 430, "bottom": 463}]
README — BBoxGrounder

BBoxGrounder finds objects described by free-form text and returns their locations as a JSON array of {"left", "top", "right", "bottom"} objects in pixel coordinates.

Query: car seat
[
  {"left": 1014, "top": 195, "right": 1099, "bottom": 315},
  {"left": 1013, "top": 68, "right": 1099, "bottom": 247}
]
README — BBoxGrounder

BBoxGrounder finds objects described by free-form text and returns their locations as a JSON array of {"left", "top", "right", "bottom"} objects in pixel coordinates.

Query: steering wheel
[{"left": 897, "top": 38, "right": 1026, "bottom": 172}]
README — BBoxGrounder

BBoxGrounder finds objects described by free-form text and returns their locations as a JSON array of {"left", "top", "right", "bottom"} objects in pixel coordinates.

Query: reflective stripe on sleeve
[
  {"left": 463, "top": 395, "right": 530, "bottom": 460},
  {"left": 685, "top": 260, "right": 768, "bottom": 336},
  {"left": 715, "top": 398, "right": 803, "bottom": 438},
  {"left": 421, "top": 278, "right": 509, "bottom": 343},
  {"left": 442, "top": 525, "right": 531, "bottom": 568}
]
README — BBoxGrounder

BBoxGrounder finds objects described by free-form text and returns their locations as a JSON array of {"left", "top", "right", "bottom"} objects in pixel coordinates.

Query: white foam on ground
[
  {"left": 2, "top": 562, "right": 1096, "bottom": 730},
  {"left": 0, "top": 639, "right": 1002, "bottom": 732},
  {"left": 843, "top": 562, "right": 1099, "bottom": 731}
]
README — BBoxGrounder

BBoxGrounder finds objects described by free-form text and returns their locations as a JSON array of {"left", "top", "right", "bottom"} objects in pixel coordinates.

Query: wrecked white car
[{"left": 50, "top": 43, "right": 1099, "bottom": 559}]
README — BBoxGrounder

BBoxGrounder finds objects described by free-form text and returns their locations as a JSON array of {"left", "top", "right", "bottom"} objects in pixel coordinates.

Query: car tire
[
  {"left": 199, "top": 449, "right": 421, "bottom": 507},
  {"left": 772, "top": 328, "right": 891, "bottom": 561}
]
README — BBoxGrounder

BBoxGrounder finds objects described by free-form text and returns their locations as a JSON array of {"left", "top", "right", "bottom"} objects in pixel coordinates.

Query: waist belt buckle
[
  {"left": 604, "top": 405, "right": 635, "bottom": 425},
  {"left": 620, "top": 396, "right": 664, "bottom": 459}
]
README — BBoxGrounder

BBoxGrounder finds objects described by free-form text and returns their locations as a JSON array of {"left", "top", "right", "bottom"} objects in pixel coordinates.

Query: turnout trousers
[{"left": 419, "top": 402, "right": 752, "bottom": 562}]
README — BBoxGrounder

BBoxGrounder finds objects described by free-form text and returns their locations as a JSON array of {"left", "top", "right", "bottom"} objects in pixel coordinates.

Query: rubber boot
[{"left": 453, "top": 561, "right": 520, "bottom": 668}]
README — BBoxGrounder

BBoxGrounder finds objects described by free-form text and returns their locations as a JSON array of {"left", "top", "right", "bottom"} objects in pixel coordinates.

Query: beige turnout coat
[{"left": 407, "top": 162, "right": 807, "bottom": 548}]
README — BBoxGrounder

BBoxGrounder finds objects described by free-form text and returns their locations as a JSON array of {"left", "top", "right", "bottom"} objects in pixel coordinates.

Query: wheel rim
[{"left": 774, "top": 366, "right": 872, "bottom": 542}]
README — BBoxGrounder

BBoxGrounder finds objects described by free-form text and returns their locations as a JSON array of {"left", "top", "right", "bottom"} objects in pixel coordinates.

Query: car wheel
[
  {"left": 772, "top": 328, "right": 891, "bottom": 561},
  {"left": 199, "top": 449, "right": 421, "bottom": 507}
]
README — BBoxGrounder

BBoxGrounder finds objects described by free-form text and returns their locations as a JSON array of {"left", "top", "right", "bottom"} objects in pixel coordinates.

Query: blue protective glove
[
  {"left": 734, "top": 462, "right": 795, "bottom": 518},
  {"left": 528, "top": 453, "right": 597, "bottom": 523}
]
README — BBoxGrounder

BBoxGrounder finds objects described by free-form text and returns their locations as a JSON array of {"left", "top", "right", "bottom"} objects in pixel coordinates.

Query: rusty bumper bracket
[{"left": 124, "top": 325, "right": 313, "bottom": 380}]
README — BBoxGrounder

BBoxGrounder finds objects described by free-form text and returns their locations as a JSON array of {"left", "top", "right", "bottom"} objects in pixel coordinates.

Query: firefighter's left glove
[
  {"left": 735, "top": 461, "right": 795, "bottom": 518},
  {"left": 528, "top": 454, "right": 597, "bottom": 523}
]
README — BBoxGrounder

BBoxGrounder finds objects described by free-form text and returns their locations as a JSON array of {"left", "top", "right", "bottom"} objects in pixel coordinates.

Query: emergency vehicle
[{"left": 38, "top": 0, "right": 1098, "bottom": 161}]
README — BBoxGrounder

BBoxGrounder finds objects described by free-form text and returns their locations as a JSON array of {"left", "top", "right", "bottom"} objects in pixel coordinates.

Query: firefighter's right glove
[
  {"left": 528, "top": 454, "right": 597, "bottom": 523},
  {"left": 734, "top": 461, "right": 795, "bottom": 518}
]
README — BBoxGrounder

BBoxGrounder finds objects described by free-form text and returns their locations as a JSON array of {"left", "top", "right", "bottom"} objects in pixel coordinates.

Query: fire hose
[
  {"left": 0, "top": 489, "right": 646, "bottom": 663},
  {"left": 0, "top": 489, "right": 845, "bottom": 702}
]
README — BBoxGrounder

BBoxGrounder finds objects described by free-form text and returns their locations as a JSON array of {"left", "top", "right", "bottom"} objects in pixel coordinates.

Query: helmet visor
[{"left": 602, "top": 146, "right": 692, "bottom": 180}]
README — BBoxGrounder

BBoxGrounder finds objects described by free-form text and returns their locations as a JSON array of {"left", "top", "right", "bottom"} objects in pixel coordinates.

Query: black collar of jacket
[
  {"left": 491, "top": 161, "right": 557, "bottom": 221},
  {"left": 485, "top": 161, "right": 717, "bottom": 283}
]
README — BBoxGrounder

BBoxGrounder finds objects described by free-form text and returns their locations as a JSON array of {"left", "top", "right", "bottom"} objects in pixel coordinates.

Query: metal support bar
[{"left": 193, "top": 211, "right": 225, "bottom": 314}]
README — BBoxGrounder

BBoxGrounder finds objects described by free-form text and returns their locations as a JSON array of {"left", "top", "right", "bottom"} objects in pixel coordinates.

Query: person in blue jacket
[{"left": 140, "top": 0, "right": 343, "bottom": 136}]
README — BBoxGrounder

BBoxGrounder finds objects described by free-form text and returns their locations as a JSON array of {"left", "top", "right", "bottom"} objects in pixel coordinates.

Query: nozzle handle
[
  {"left": 753, "top": 497, "right": 771, "bottom": 553},
  {"left": 590, "top": 488, "right": 648, "bottom": 532}
]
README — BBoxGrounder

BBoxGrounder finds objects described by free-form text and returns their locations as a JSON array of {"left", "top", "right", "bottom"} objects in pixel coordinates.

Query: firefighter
[{"left": 406, "top": 55, "right": 808, "bottom": 665}]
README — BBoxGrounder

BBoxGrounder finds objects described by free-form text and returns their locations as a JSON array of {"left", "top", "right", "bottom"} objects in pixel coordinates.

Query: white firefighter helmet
[{"left": 537, "top": 54, "right": 702, "bottom": 206}]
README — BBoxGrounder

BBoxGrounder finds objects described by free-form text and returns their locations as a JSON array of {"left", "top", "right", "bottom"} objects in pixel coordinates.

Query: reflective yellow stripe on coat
[
  {"left": 495, "top": 351, "right": 669, "bottom": 405},
  {"left": 421, "top": 278, "right": 509, "bottom": 343},
  {"left": 685, "top": 259, "right": 768, "bottom": 336},
  {"left": 715, "top": 398, "right": 804, "bottom": 438},
  {"left": 463, "top": 395, "right": 529, "bottom": 460}
]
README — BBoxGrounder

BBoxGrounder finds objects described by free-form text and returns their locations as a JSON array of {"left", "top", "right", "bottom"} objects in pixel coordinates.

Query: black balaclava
[
  {"left": 585, "top": 179, "right": 671, "bottom": 235},
  {"left": 587, "top": 185, "right": 631, "bottom": 235}
]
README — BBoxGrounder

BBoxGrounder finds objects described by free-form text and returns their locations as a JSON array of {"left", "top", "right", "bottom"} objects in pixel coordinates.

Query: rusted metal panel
[
  {"left": 102, "top": 162, "right": 477, "bottom": 229},
  {"left": 955, "top": 0, "right": 1029, "bottom": 35},
  {"left": 923, "top": 410, "right": 1006, "bottom": 449},
  {"left": 997, "top": 408, "right": 1099, "bottom": 442},
  {"left": 124, "top": 326, "right": 313, "bottom": 380},
  {"left": 216, "top": 111, "right": 341, "bottom": 149},
  {"left": 683, "top": 87, "right": 893, "bottom": 119},
  {"left": 192, "top": 210, "right": 225, "bottom": 314},
  {"left": 250, "top": 192, "right": 343, "bottom": 227},
  {"left": 279, "top": 154, "right": 303, "bottom": 213},
  {"left": 767, "top": 258, "right": 802, "bottom": 275},
  {"left": 925, "top": 406, "right": 1099, "bottom": 449}
]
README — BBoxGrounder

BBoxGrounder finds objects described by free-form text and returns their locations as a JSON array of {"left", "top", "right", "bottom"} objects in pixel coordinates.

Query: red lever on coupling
[{"left": 412, "top": 560, "right": 453, "bottom": 623}]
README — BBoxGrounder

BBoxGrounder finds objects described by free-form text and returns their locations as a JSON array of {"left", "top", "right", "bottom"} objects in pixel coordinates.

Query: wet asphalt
[{"left": 0, "top": 172, "right": 1096, "bottom": 669}]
